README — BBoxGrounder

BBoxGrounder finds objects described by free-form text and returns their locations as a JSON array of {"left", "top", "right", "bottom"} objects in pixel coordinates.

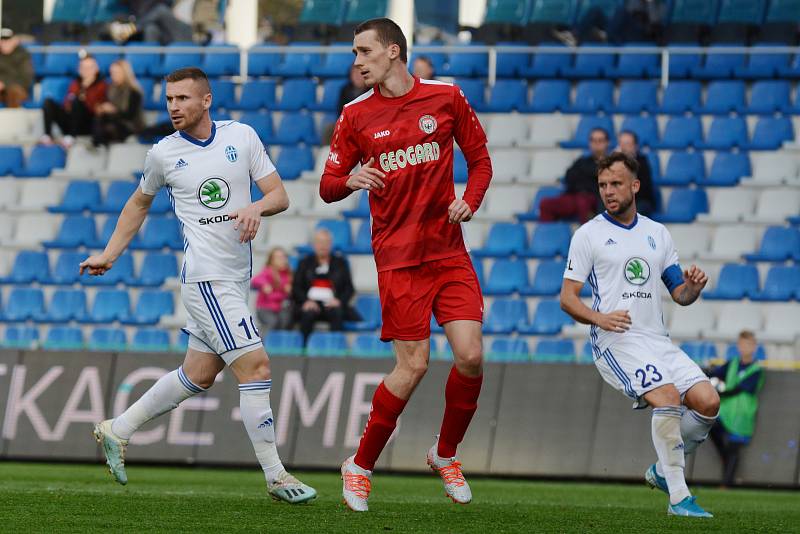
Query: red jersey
[{"left": 320, "top": 77, "right": 491, "bottom": 272}]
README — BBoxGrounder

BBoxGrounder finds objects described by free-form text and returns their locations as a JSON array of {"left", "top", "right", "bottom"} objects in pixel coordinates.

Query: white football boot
[
  {"left": 426, "top": 439, "right": 472, "bottom": 504},
  {"left": 341, "top": 455, "right": 372, "bottom": 512},
  {"left": 93, "top": 419, "right": 128, "bottom": 485}
]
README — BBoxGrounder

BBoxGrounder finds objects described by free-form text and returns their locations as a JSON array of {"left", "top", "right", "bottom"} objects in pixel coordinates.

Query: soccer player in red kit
[{"left": 319, "top": 18, "right": 492, "bottom": 512}]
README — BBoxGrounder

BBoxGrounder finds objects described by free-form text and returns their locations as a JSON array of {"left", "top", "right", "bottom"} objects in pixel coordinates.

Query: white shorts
[
  {"left": 593, "top": 334, "right": 709, "bottom": 409},
  {"left": 181, "top": 280, "right": 263, "bottom": 364}
]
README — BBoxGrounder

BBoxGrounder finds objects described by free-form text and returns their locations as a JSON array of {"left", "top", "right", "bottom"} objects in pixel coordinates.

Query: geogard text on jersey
[{"left": 378, "top": 141, "right": 440, "bottom": 172}]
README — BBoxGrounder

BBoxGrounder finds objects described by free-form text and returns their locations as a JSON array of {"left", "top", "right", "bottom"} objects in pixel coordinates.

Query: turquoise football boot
[{"left": 668, "top": 496, "right": 713, "bottom": 518}]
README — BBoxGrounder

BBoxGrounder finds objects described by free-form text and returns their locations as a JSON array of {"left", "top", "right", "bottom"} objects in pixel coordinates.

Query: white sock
[
  {"left": 651, "top": 406, "right": 691, "bottom": 505},
  {"left": 656, "top": 406, "right": 717, "bottom": 477},
  {"left": 111, "top": 367, "right": 205, "bottom": 440},
  {"left": 239, "top": 380, "right": 285, "bottom": 484}
]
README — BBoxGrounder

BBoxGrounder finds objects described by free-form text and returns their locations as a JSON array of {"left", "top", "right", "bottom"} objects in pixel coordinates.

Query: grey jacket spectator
[{"left": 0, "top": 29, "right": 34, "bottom": 108}]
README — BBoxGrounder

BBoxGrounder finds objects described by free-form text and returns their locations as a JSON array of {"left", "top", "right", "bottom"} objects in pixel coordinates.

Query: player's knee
[
  {"left": 454, "top": 345, "right": 483, "bottom": 374},
  {"left": 698, "top": 390, "right": 720, "bottom": 417},
  {"left": 185, "top": 370, "right": 216, "bottom": 390},
  {"left": 400, "top": 357, "right": 429, "bottom": 383}
]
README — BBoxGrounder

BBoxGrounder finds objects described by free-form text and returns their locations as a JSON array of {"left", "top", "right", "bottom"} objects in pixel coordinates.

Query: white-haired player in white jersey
[
  {"left": 560, "top": 152, "right": 720, "bottom": 518},
  {"left": 81, "top": 67, "right": 316, "bottom": 504}
]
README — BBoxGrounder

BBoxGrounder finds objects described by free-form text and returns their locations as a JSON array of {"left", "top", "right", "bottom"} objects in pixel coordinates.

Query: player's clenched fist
[
  {"left": 228, "top": 203, "right": 262, "bottom": 243},
  {"left": 595, "top": 309, "right": 632, "bottom": 333},
  {"left": 447, "top": 199, "right": 473, "bottom": 223},
  {"left": 79, "top": 254, "right": 113, "bottom": 276},
  {"left": 346, "top": 157, "right": 385, "bottom": 192},
  {"left": 683, "top": 264, "right": 708, "bottom": 291}
]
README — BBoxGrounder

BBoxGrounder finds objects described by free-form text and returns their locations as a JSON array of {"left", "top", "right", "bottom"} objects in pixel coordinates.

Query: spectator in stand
[
  {"left": 616, "top": 130, "right": 657, "bottom": 216},
  {"left": 0, "top": 28, "right": 34, "bottom": 108},
  {"left": 708, "top": 330, "right": 765, "bottom": 487},
  {"left": 42, "top": 54, "right": 108, "bottom": 148},
  {"left": 539, "top": 127, "right": 608, "bottom": 223},
  {"left": 412, "top": 55, "right": 435, "bottom": 79},
  {"left": 292, "top": 228, "right": 360, "bottom": 345},
  {"left": 251, "top": 247, "right": 294, "bottom": 333},
  {"left": 114, "top": 0, "right": 194, "bottom": 45},
  {"left": 92, "top": 59, "right": 145, "bottom": 146}
]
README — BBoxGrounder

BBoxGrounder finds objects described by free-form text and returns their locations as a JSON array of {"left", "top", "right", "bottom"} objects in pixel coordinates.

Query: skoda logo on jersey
[
  {"left": 419, "top": 114, "right": 437, "bottom": 134},
  {"left": 624, "top": 257, "right": 651, "bottom": 286},
  {"left": 648, "top": 236, "right": 657, "bottom": 250},
  {"left": 225, "top": 145, "right": 238, "bottom": 163},
  {"left": 198, "top": 176, "right": 230, "bottom": 210}
]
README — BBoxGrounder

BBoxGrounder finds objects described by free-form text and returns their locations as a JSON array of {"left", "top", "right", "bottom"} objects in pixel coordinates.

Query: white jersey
[
  {"left": 140, "top": 120, "right": 276, "bottom": 283},
  {"left": 563, "top": 212, "right": 685, "bottom": 357}
]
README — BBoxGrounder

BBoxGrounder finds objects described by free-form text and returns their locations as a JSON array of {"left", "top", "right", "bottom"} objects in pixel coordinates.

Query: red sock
[
  {"left": 437, "top": 366, "right": 483, "bottom": 458},
  {"left": 353, "top": 382, "right": 407, "bottom": 471}
]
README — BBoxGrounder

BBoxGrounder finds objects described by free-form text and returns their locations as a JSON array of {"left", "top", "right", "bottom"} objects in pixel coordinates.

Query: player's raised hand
[
  {"left": 227, "top": 203, "right": 262, "bottom": 243},
  {"left": 447, "top": 199, "right": 473, "bottom": 223},
  {"left": 346, "top": 157, "right": 385, "bottom": 191},
  {"left": 683, "top": 264, "right": 708, "bottom": 292},
  {"left": 79, "top": 254, "right": 113, "bottom": 276},
  {"left": 596, "top": 310, "right": 632, "bottom": 333}
]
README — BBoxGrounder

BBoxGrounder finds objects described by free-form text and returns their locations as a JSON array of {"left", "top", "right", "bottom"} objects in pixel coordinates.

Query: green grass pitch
[{"left": 0, "top": 462, "right": 797, "bottom": 532}]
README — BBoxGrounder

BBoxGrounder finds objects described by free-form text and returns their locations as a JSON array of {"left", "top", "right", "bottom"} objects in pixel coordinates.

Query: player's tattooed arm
[{"left": 670, "top": 264, "right": 708, "bottom": 306}]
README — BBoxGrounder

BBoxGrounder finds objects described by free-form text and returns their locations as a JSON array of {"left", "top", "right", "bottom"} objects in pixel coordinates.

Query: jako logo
[
  {"left": 373, "top": 130, "right": 390, "bottom": 139},
  {"left": 258, "top": 417, "right": 273, "bottom": 429},
  {"left": 379, "top": 142, "right": 440, "bottom": 172}
]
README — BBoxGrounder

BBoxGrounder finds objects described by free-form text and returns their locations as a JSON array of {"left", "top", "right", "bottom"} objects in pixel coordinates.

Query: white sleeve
[
  {"left": 139, "top": 148, "right": 165, "bottom": 196},
  {"left": 247, "top": 125, "right": 276, "bottom": 182},
  {"left": 563, "top": 227, "right": 593, "bottom": 283}
]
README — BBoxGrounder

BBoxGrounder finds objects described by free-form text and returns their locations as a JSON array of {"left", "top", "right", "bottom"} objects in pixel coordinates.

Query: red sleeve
[
  {"left": 320, "top": 110, "right": 362, "bottom": 203},
  {"left": 452, "top": 85, "right": 492, "bottom": 213},
  {"left": 63, "top": 80, "right": 80, "bottom": 108}
]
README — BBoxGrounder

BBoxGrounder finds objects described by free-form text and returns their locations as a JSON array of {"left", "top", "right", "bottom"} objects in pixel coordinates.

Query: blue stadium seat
[
  {"left": 454, "top": 79, "right": 486, "bottom": 111},
  {"left": 92, "top": 215, "right": 140, "bottom": 250},
  {"left": 484, "top": 80, "right": 528, "bottom": 112},
  {"left": 306, "top": 331, "right": 348, "bottom": 356},
  {"left": 82, "top": 252, "right": 136, "bottom": 286},
  {"left": 34, "top": 77, "right": 72, "bottom": 108},
  {"left": 528, "top": 1, "right": 578, "bottom": 25},
  {"left": 519, "top": 299, "right": 573, "bottom": 335},
  {"left": 659, "top": 80, "right": 701, "bottom": 114},
  {"left": 51, "top": 0, "right": 92, "bottom": 22},
  {"left": 577, "top": 0, "right": 624, "bottom": 19},
  {"left": 3, "top": 326, "right": 39, "bottom": 348},
  {"left": 560, "top": 115, "right": 615, "bottom": 149},
  {"left": 580, "top": 341, "right": 595, "bottom": 363},
  {"left": 41, "top": 42, "right": 80, "bottom": 76},
  {"left": 697, "top": 117, "right": 748, "bottom": 150},
  {"left": 0, "top": 146, "right": 24, "bottom": 175},
  {"left": 646, "top": 151, "right": 662, "bottom": 184},
  {"left": 704, "top": 264, "right": 760, "bottom": 300},
  {"left": 43, "top": 289, "right": 88, "bottom": 322},
  {"left": 131, "top": 328, "right": 172, "bottom": 351},
  {"left": 157, "top": 42, "right": 204, "bottom": 77},
  {"left": 520, "top": 259, "right": 564, "bottom": 296},
  {"left": 272, "top": 112, "right": 318, "bottom": 145},
  {"left": 132, "top": 216, "right": 183, "bottom": 250},
  {"left": 660, "top": 151, "right": 704, "bottom": 185},
  {"left": 139, "top": 78, "right": 160, "bottom": 111},
  {"left": 209, "top": 80, "right": 236, "bottom": 110},
  {"left": 488, "top": 337, "right": 529, "bottom": 363},
  {"left": 562, "top": 44, "right": 615, "bottom": 78},
  {"left": 654, "top": 116, "right": 702, "bottom": 149},
  {"left": 310, "top": 50, "right": 353, "bottom": 78},
  {"left": 702, "top": 152, "right": 750, "bottom": 187},
  {"left": 766, "top": 0, "right": 800, "bottom": 23},
  {"left": 275, "top": 146, "right": 314, "bottom": 180},
  {"left": 345, "top": 294, "right": 382, "bottom": 331},
  {"left": 310, "top": 78, "right": 348, "bottom": 111},
  {"left": 666, "top": 46, "right": 703, "bottom": 79},
  {"left": 473, "top": 222, "right": 528, "bottom": 257},
  {"left": 50, "top": 251, "right": 90, "bottom": 285},
  {"left": 82, "top": 290, "right": 131, "bottom": 324},
  {"left": 88, "top": 40, "right": 121, "bottom": 75},
  {"left": 523, "top": 222, "right": 572, "bottom": 258},
  {"left": 410, "top": 49, "right": 446, "bottom": 76},
  {"left": 123, "top": 290, "right": 174, "bottom": 325},
  {"left": 619, "top": 116, "right": 659, "bottom": 148},
  {"left": 483, "top": 259, "right": 529, "bottom": 296},
  {"left": 483, "top": 298, "right": 528, "bottom": 334},
  {"left": 736, "top": 45, "right": 791, "bottom": 79},
  {"left": 781, "top": 53, "right": 800, "bottom": 79},
  {"left": 17, "top": 145, "right": 66, "bottom": 177},
  {"left": 748, "top": 117, "right": 794, "bottom": 150},
  {"left": 613, "top": 80, "right": 657, "bottom": 113},
  {"left": 652, "top": 188, "right": 708, "bottom": 223},
  {"left": 237, "top": 80, "right": 277, "bottom": 111},
  {"left": 247, "top": 45, "right": 280, "bottom": 76},
  {"left": 275, "top": 78, "right": 317, "bottom": 111},
  {"left": 527, "top": 80, "right": 570, "bottom": 112},
  {"left": 3, "top": 288, "right": 46, "bottom": 322},
  {"left": 533, "top": 338, "right": 576, "bottom": 363},
  {"left": 202, "top": 45, "right": 240, "bottom": 76},
  {"left": 343, "top": 220, "right": 372, "bottom": 254},
  {"left": 49, "top": 180, "right": 101, "bottom": 213},
  {"left": 95, "top": 180, "right": 137, "bottom": 213},
  {"left": 442, "top": 45, "right": 488, "bottom": 77},
  {"left": 517, "top": 186, "right": 563, "bottom": 221},
  {"left": 681, "top": 341, "right": 718, "bottom": 364},
  {"left": 725, "top": 343, "right": 766, "bottom": 361},
  {"left": 131, "top": 252, "right": 179, "bottom": 287},
  {"left": 567, "top": 80, "right": 614, "bottom": 113},
  {"left": 520, "top": 43, "right": 572, "bottom": 78},
  {"left": 89, "top": 327, "right": 128, "bottom": 350},
  {"left": 751, "top": 265, "right": 800, "bottom": 301},
  {"left": 342, "top": 192, "right": 370, "bottom": 219},
  {"left": 316, "top": 220, "right": 352, "bottom": 251},
  {"left": 496, "top": 42, "right": 530, "bottom": 78},
  {"left": 240, "top": 111, "right": 273, "bottom": 143},
  {"left": 744, "top": 227, "right": 800, "bottom": 262},
  {"left": 2, "top": 251, "right": 50, "bottom": 284},
  {"left": 747, "top": 81, "right": 791, "bottom": 114},
  {"left": 43, "top": 215, "right": 98, "bottom": 249},
  {"left": 717, "top": 0, "right": 766, "bottom": 24},
  {"left": 125, "top": 42, "right": 162, "bottom": 77},
  {"left": 692, "top": 45, "right": 746, "bottom": 79},
  {"left": 352, "top": 335, "right": 393, "bottom": 358},
  {"left": 272, "top": 42, "right": 322, "bottom": 77},
  {"left": 264, "top": 330, "right": 304, "bottom": 356},
  {"left": 471, "top": 255, "right": 485, "bottom": 287},
  {"left": 43, "top": 326, "right": 84, "bottom": 350},
  {"left": 453, "top": 149, "right": 468, "bottom": 183},
  {"left": 699, "top": 80, "right": 745, "bottom": 114},
  {"left": 152, "top": 189, "right": 174, "bottom": 215},
  {"left": 607, "top": 43, "right": 660, "bottom": 78}
]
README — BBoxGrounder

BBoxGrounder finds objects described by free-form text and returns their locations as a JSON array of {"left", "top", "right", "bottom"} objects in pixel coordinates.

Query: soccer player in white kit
[
  {"left": 560, "top": 152, "right": 720, "bottom": 518},
  {"left": 81, "top": 67, "right": 316, "bottom": 503}
]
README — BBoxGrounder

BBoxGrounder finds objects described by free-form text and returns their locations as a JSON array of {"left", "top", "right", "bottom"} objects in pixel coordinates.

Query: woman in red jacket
[{"left": 251, "top": 247, "right": 293, "bottom": 334}]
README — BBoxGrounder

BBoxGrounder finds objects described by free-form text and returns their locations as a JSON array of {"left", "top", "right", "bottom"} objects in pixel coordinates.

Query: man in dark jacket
[
  {"left": 0, "top": 29, "right": 33, "bottom": 108},
  {"left": 617, "top": 130, "right": 658, "bottom": 216},
  {"left": 292, "top": 228, "right": 358, "bottom": 345},
  {"left": 539, "top": 127, "right": 608, "bottom": 223}
]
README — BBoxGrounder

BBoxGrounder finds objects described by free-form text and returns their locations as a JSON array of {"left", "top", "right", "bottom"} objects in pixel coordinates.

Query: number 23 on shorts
[{"left": 635, "top": 364, "right": 663, "bottom": 388}]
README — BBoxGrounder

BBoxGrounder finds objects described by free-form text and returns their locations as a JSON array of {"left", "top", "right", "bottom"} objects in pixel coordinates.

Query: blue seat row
[
  {"left": 2, "top": 324, "right": 179, "bottom": 351},
  {"left": 484, "top": 298, "right": 575, "bottom": 336},
  {"left": 704, "top": 264, "right": 800, "bottom": 301},
  {"left": 473, "top": 222, "right": 572, "bottom": 258},
  {"left": 35, "top": 214, "right": 183, "bottom": 251},
  {"left": 0, "top": 145, "right": 65, "bottom": 177}
]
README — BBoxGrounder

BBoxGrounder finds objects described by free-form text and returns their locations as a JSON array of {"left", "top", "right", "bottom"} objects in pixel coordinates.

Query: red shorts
[{"left": 378, "top": 253, "right": 483, "bottom": 341}]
